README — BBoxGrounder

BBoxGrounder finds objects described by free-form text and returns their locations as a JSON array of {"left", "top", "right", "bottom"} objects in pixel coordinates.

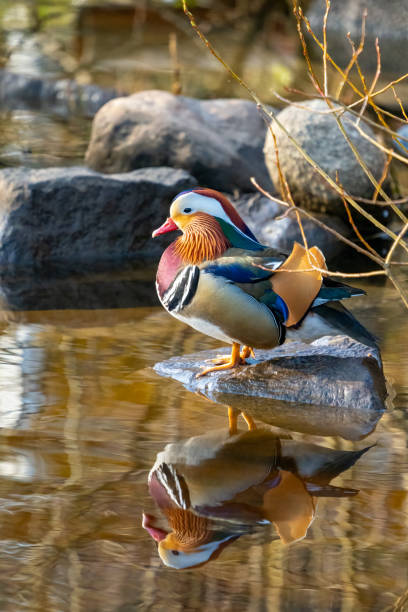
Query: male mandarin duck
[
  {"left": 142, "top": 427, "right": 372, "bottom": 569},
  {"left": 153, "top": 188, "right": 376, "bottom": 377}
]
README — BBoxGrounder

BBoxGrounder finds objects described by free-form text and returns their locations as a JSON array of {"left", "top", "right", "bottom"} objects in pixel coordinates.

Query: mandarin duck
[
  {"left": 153, "top": 188, "right": 376, "bottom": 377},
  {"left": 143, "top": 427, "right": 371, "bottom": 569}
]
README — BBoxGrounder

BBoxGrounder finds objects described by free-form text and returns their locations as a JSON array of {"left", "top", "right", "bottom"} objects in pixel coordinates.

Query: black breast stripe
[
  {"left": 161, "top": 265, "right": 200, "bottom": 313},
  {"left": 268, "top": 307, "right": 286, "bottom": 345}
]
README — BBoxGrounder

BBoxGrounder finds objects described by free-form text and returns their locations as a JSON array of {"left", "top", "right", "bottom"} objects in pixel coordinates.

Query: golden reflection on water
[{"left": 0, "top": 276, "right": 406, "bottom": 611}]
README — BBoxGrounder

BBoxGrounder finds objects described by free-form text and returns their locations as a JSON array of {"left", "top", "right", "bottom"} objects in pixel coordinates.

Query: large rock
[
  {"left": 154, "top": 336, "right": 387, "bottom": 439},
  {"left": 307, "top": 0, "right": 408, "bottom": 108},
  {"left": 85, "top": 90, "right": 274, "bottom": 193},
  {"left": 264, "top": 99, "right": 388, "bottom": 219},
  {"left": 233, "top": 192, "right": 352, "bottom": 259},
  {"left": 0, "top": 166, "right": 197, "bottom": 269}
]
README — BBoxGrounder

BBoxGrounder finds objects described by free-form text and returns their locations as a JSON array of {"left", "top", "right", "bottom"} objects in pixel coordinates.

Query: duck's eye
[
  {"left": 183, "top": 207, "right": 192, "bottom": 213},
  {"left": 171, "top": 550, "right": 179, "bottom": 556}
]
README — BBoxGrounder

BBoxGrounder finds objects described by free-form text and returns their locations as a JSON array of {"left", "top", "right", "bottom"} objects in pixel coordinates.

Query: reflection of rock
[
  {"left": 234, "top": 193, "right": 352, "bottom": 260},
  {"left": 0, "top": 263, "right": 158, "bottom": 311},
  {"left": 264, "top": 99, "right": 388, "bottom": 219},
  {"left": 86, "top": 90, "right": 274, "bottom": 193},
  {"left": 0, "top": 166, "right": 197, "bottom": 269},
  {"left": 0, "top": 69, "right": 119, "bottom": 119},
  {"left": 154, "top": 335, "right": 387, "bottom": 423},
  {"left": 143, "top": 428, "right": 372, "bottom": 568}
]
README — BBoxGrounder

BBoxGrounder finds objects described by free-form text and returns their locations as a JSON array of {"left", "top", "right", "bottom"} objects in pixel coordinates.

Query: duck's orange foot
[
  {"left": 205, "top": 345, "right": 255, "bottom": 367},
  {"left": 240, "top": 346, "right": 255, "bottom": 360},
  {"left": 197, "top": 342, "right": 244, "bottom": 378}
]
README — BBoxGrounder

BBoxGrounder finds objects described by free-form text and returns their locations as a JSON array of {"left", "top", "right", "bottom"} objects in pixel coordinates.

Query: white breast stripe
[{"left": 161, "top": 266, "right": 200, "bottom": 313}]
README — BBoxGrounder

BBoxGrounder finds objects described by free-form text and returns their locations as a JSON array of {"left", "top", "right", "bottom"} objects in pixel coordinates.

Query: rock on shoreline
[
  {"left": 264, "top": 99, "right": 388, "bottom": 219},
  {"left": 86, "top": 90, "right": 275, "bottom": 193},
  {"left": 0, "top": 166, "right": 197, "bottom": 268},
  {"left": 154, "top": 335, "right": 387, "bottom": 416}
]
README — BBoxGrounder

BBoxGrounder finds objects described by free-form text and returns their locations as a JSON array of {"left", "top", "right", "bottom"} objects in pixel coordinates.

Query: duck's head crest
[{"left": 152, "top": 188, "right": 258, "bottom": 242}]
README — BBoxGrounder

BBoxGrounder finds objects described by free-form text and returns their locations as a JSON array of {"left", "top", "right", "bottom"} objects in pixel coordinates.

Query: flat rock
[
  {"left": 0, "top": 166, "right": 197, "bottom": 269},
  {"left": 233, "top": 192, "right": 352, "bottom": 259},
  {"left": 85, "top": 90, "right": 275, "bottom": 193},
  {"left": 154, "top": 336, "right": 387, "bottom": 425},
  {"left": 264, "top": 99, "right": 389, "bottom": 219}
]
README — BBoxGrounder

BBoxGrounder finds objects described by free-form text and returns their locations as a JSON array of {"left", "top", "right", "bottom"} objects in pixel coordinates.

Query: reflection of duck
[{"left": 143, "top": 428, "right": 372, "bottom": 569}]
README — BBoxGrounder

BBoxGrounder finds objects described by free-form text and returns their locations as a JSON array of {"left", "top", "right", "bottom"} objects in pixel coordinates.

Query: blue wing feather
[
  {"left": 202, "top": 257, "right": 288, "bottom": 323},
  {"left": 203, "top": 259, "right": 273, "bottom": 283}
]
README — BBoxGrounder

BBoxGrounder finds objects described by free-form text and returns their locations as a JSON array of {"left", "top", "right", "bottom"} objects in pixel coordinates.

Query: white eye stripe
[{"left": 171, "top": 192, "right": 232, "bottom": 225}]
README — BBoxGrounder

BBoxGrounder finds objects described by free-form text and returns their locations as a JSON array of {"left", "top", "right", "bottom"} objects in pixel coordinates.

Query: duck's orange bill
[{"left": 152, "top": 217, "right": 178, "bottom": 237}]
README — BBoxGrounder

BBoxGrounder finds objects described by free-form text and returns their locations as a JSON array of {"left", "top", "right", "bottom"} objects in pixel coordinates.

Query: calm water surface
[
  {"left": 0, "top": 2, "right": 407, "bottom": 611},
  {"left": 0, "top": 269, "right": 406, "bottom": 611}
]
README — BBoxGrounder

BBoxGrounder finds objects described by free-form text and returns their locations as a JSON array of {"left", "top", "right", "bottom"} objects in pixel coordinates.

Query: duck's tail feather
[
  {"left": 311, "top": 301, "right": 378, "bottom": 348},
  {"left": 307, "top": 444, "right": 375, "bottom": 486},
  {"left": 312, "top": 278, "right": 366, "bottom": 307}
]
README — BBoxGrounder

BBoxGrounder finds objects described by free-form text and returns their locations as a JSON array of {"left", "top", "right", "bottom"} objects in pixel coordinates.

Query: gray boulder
[
  {"left": 0, "top": 166, "right": 197, "bottom": 269},
  {"left": 85, "top": 90, "right": 274, "bottom": 193},
  {"left": 264, "top": 99, "right": 388, "bottom": 218},
  {"left": 233, "top": 192, "right": 351, "bottom": 259},
  {"left": 154, "top": 335, "right": 387, "bottom": 440}
]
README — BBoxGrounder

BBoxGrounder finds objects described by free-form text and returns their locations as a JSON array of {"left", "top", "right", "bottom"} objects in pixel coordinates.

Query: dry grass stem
[
  {"left": 385, "top": 222, "right": 408, "bottom": 265},
  {"left": 336, "top": 9, "right": 367, "bottom": 99}
]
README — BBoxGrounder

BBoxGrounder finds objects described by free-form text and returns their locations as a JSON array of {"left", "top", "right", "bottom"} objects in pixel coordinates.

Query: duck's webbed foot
[
  {"left": 240, "top": 346, "right": 255, "bottom": 361},
  {"left": 197, "top": 342, "right": 243, "bottom": 378},
  {"left": 205, "top": 345, "right": 255, "bottom": 367}
]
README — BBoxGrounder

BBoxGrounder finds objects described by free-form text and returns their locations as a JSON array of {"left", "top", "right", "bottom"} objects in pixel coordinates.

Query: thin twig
[
  {"left": 387, "top": 271, "right": 408, "bottom": 309},
  {"left": 254, "top": 263, "right": 386, "bottom": 278},
  {"left": 322, "top": 0, "right": 330, "bottom": 97},
  {"left": 391, "top": 86, "right": 408, "bottom": 123},
  {"left": 373, "top": 153, "right": 392, "bottom": 202},
  {"left": 336, "top": 9, "right": 367, "bottom": 99},
  {"left": 351, "top": 119, "right": 408, "bottom": 166},
  {"left": 338, "top": 178, "right": 380, "bottom": 257},
  {"left": 251, "top": 178, "right": 385, "bottom": 266},
  {"left": 385, "top": 221, "right": 408, "bottom": 265}
]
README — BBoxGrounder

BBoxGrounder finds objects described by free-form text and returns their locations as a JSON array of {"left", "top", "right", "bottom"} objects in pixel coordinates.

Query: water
[
  {"left": 0, "top": 267, "right": 405, "bottom": 611},
  {"left": 0, "top": 1, "right": 407, "bottom": 610}
]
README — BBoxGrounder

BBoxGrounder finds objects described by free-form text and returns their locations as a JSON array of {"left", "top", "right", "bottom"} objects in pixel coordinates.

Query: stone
[
  {"left": 154, "top": 336, "right": 387, "bottom": 437},
  {"left": 307, "top": 0, "right": 408, "bottom": 108},
  {"left": 0, "top": 69, "right": 119, "bottom": 119},
  {"left": 0, "top": 166, "right": 197, "bottom": 269},
  {"left": 264, "top": 99, "right": 388, "bottom": 219},
  {"left": 233, "top": 192, "right": 352, "bottom": 259},
  {"left": 85, "top": 90, "right": 274, "bottom": 193}
]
